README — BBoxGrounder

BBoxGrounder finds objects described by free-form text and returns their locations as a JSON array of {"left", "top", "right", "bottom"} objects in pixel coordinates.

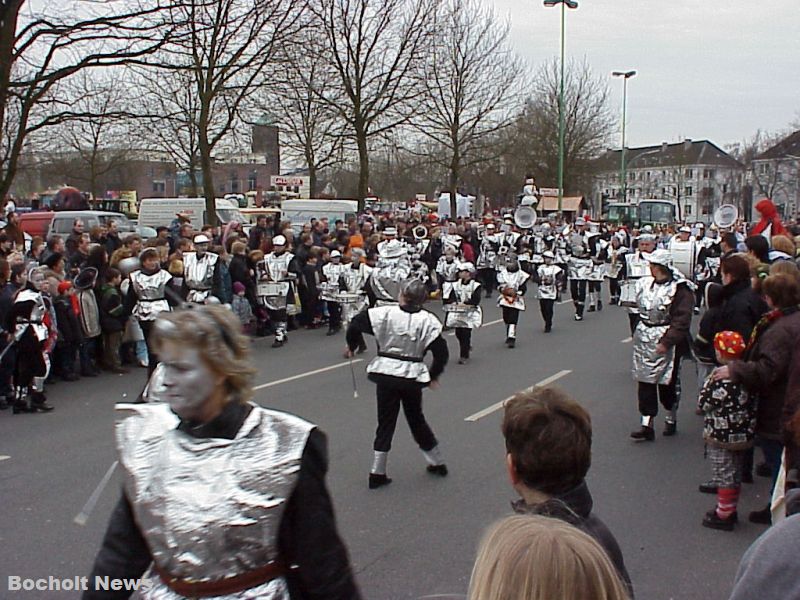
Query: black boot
[
  {"left": 630, "top": 426, "right": 655, "bottom": 441},
  {"left": 703, "top": 509, "right": 737, "bottom": 531},
  {"left": 427, "top": 464, "right": 448, "bottom": 477},
  {"left": 663, "top": 421, "right": 677, "bottom": 436},
  {"left": 368, "top": 473, "right": 392, "bottom": 489},
  {"left": 30, "top": 392, "right": 54, "bottom": 412},
  {"left": 597, "top": 300, "right": 603, "bottom": 311},
  {"left": 748, "top": 504, "right": 772, "bottom": 525},
  {"left": 326, "top": 327, "right": 339, "bottom": 336}
]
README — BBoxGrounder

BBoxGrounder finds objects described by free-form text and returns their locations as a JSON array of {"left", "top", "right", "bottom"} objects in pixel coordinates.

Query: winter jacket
[
  {"left": 717, "top": 279, "right": 768, "bottom": 341},
  {"left": 699, "top": 376, "right": 755, "bottom": 450},
  {"left": 512, "top": 481, "right": 633, "bottom": 597},
  {"left": 53, "top": 295, "right": 84, "bottom": 344},
  {"left": 98, "top": 284, "right": 126, "bottom": 333},
  {"left": 694, "top": 306, "right": 723, "bottom": 365},
  {"left": 729, "top": 310, "right": 800, "bottom": 440},
  {"left": 228, "top": 254, "right": 258, "bottom": 309}
]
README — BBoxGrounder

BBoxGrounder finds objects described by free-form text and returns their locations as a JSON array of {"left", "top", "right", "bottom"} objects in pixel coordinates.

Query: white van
[
  {"left": 138, "top": 198, "right": 246, "bottom": 230},
  {"left": 280, "top": 199, "right": 358, "bottom": 233}
]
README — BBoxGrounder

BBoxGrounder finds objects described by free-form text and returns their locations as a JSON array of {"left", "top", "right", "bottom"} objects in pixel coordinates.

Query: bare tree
[
  {"left": 0, "top": 0, "right": 172, "bottom": 200},
  {"left": 509, "top": 59, "right": 615, "bottom": 196},
  {"left": 312, "top": 0, "right": 439, "bottom": 206},
  {"left": 265, "top": 33, "right": 345, "bottom": 198},
  {"left": 412, "top": 0, "right": 524, "bottom": 216},
  {"left": 154, "top": 0, "right": 306, "bottom": 223}
]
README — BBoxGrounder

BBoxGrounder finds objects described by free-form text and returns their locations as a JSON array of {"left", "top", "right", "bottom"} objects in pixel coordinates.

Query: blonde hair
[
  {"left": 152, "top": 305, "right": 257, "bottom": 402},
  {"left": 468, "top": 515, "right": 629, "bottom": 600},
  {"left": 771, "top": 235, "right": 797, "bottom": 258}
]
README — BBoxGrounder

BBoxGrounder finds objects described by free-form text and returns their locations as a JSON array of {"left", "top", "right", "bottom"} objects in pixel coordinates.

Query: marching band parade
[{"left": 2, "top": 179, "right": 800, "bottom": 600}]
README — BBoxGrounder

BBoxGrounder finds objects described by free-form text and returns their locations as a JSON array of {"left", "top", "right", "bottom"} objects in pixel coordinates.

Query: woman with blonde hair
[
  {"left": 85, "top": 305, "right": 361, "bottom": 600},
  {"left": 468, "top": 515, "right": 630, "bottom": 600}
]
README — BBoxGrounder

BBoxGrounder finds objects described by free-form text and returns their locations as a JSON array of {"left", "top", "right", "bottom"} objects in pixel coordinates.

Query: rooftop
[
  {"left": 755, "top": 130, "right": 800, "bottom": 160},
  {"left": 594, "top": 139, "right": 742, "bottom": 173}
]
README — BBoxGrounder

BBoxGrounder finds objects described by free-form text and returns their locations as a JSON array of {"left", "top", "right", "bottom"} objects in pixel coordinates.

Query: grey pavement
[{"left": 0, "top": 298, "right": 773, "bottom": 599}]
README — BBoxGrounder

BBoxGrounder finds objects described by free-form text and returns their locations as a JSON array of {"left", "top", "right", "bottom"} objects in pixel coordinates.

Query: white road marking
[
  {"left": 621, "top": 336, "right": 633, "bottom": 343},
  {"left": 464, "top": 369, "right": 573, "bottom": 422},
  {"left": 0, "top": 455, "right": 10, "bottom": 462},
  {"left": 447, "top": 318, "right": 504, "bottom": 335},
  {"left": 253, "top": 360, "right": 365, "bottom": 390},
  {"left": 558, "top": 299, "right": 573, "bottom": 304}
]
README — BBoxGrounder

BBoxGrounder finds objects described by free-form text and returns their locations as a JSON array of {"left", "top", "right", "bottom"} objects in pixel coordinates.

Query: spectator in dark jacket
[
  {"left": 717, "top": 254, "right": 769, "bottom": 341},
  {"left": 502, "top": 386, "right": 633, "bottom": 595},
  {"left": 714, "top": 273, "right": 800, "bottom": 525},
  {"left": 228, "top": 242, "right": 258, "bottom": 311},
  {"left": 52, "top": 281, "right": 81, "bottom": 382},
  {"left": 98, "top": 268, "right": 127, "bottom": 374},
  {"left": 299, "top": 247, "right": 322, "bottom": 328}
]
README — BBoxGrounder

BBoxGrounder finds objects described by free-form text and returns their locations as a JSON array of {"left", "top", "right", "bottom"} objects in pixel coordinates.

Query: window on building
[
  {"left": 152, "top": 180, "right": 165, "bottom": 193},
  {"left": 248, "top": 172, "right": 257, "bottom": 191},
  {"left": 230, "top": 180, "right": 240, "bottom": 193},
  {"left": 662, "top": 187, "right": 667, "bottom": 196},
  {"left": 685, "top": 169, "right": 693, "bottom": 178},
  {"left": 685, "top": 205, "right": 692, "bottom": 215},
  {"left": 685, "top": 186, "right": 693, "bottom": 196},
  {"left": 703, "top": 169, "right": 715, "bottom": 179},
  {"left": 722, "top": 183, "right": 728, "bottom": 193},
  {"left": 776, "top": 172, "right": 783, "bottom": 182}
]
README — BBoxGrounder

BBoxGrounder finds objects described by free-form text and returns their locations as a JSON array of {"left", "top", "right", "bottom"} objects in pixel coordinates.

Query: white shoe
[{"left": 574, "top": 314, "right": 583, "bottom": 321}]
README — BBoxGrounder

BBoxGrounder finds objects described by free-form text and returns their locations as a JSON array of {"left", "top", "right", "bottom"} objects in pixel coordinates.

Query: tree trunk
[
  {"left": 198, "top": 136, "right": 216, "bottom": 226},
  {"left": 308, "top": 166, "right": 317, "bottom": 199},
  {"left": 449, "top": 141, "right": 460, "bottom": 218},
  {"left": 189, "top": 163, "right": 199, "bottom": 197},
  {"left": 356, "top": 126, "right": 369, "bottom": 210}
]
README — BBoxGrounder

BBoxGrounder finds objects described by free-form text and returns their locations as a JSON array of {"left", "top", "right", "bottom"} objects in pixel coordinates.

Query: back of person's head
[
  {"left": 745, "top": 235, "right": 770, "bottom": 262},
  {"left": 468, "top": 515, "right": 630, "bottom": 600},
  {"left": 502, "top": 386, "right": 591, "bottom": 495},
  {"left": 769, "top": 259, "right": 800, "bottom": 284},
  {"left": 720, "top": 254, "right": 751, "bottom": 284},
  {"left": 771, "top": 235, "right": 797, "bottom": 258},
  {"left": 762, "top": 273, "right": 800, "bottom": 309},
  {"left": 721, "top": 232, "right": 738, "bottom": 250}
]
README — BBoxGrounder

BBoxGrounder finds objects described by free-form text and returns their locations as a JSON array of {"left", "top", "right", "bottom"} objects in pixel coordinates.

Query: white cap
[
  {"left": 486, "top": 223, "right": 496, "bottom": 229},
  {"left": 330, "top": 250, "right": 342, "bottom": 258},
  {"left": 193, "top": 234, "right": 210, "bottom": 244},
  {"left": 543, "top": 250, "right": 555, "bottom": 259},
  {"left": 383, "top": 227, "right": 398, "bottom": 236},
  {"left": 457, "top": 262, "right": 475, "bottom": 273},
  {"left": 679, "top": 226, "right": 692, "bottom": 233},
  {"left": 696, "top": 222, "right": 705, "bottom": 228},
  {"left": 575, "top": 217, "right": 586, "bottom": 226},
  {"left": 273, "top": 235, "right": 287, "bottom": 246},
  {"left": 379, "top": 239, "right": 406, "bottom": 259},
  {"left": 644, "top": 249, "right": 672, "bottom": 267}
]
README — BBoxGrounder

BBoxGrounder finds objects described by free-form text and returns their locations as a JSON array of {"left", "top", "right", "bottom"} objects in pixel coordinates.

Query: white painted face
[
  {"left": 29, "top": 271, "right": 46, "bottom": 292},
  {"left": 159, "top": 340, "right": 220, "bottom": 421}
]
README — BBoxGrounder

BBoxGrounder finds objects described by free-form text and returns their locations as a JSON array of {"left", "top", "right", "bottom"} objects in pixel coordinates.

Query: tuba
[
  {"left": 713, "top": 204, "right": 738, "bottom": 230},
  {"left": 514, "top": 205, "right": 537, "bottom": 230},
  {"left": 413, "top": 224, "right": 428, "bottom": 240}
]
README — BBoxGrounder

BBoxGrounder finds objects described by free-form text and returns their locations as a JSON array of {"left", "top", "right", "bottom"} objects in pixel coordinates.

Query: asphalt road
[{"left": 0, "top": 297, "right": 775, "bottom": 599}]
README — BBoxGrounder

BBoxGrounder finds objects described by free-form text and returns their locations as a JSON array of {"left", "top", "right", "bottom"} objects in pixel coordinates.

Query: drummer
[
  {"left": 443, "top": 262, "right": 482, "bottom": 364},
  {"left": 321, "top": 250, "right": 348, "bottom": 336}
]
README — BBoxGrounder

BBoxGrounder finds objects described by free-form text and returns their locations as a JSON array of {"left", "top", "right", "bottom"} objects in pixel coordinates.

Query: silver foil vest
[
  {"left": 366, "top": 305, "right": 442, "bottom": 382},
  {"left": 342, "top": 263, "right": 372, "bottom": 293},
  {"left": 435, "top": 257, "right": 460, "bottom": 282},
  {"left": 14, "top": 289, "right": 49, "bottom": 341},
  {"left": 497, "top": 269, "right": 530, "bottom": 310},
  {"left": 322, "top": 262, "right": 348, "bottom": 286},
  {"left": 368, "top": 256, "right": 412, "bottom": 305},
  {"left": 476, "top": 236, "right": 498, "bottom": 269},
  {"left": 536, "top": 264, "right": 562, "bottom": 300},
  {"left": 183, "top": 252, "right": 219, "bottom": 303},
  {"left": 444, "top": 280, "right": 482, "bottom": 329},
  {"left": 261, "top": 252, "right": 295, "bottom": 282},
  {"left": 567, "top": 256, "right": 593, "bottom": 280},
  {"left": 130, "top": 269, "right": 172, "bottom": 321},
  {"left": 631, "top": 276, "right": 687, "bottom": 384},
  {"left": 116, "top": 403, "right": 314, "bottom": 600}
]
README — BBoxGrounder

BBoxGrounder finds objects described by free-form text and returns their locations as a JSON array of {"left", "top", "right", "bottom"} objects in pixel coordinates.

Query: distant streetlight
[
  {"left": 612, "top": 70, "right": 636, "bottom": 203},
  {"left": 544, "top": 0, "right": 578, "bottom": 217}
]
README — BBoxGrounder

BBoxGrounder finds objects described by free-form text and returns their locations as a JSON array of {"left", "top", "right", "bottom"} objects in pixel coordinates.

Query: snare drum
[
  {"left": 619, "top": 280, "right": 639, "bottom": 308},
  {"left": 319, "top": 282, "right": 340, "bottom": 301},
  {"left": 257, "top": 281, "right": 288, "bottom": 297},
  {"left": 333, "top": 292, "right": 362, "bottom": 305}
]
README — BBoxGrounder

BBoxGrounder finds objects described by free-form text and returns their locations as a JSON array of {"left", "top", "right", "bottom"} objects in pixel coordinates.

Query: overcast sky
[{"left": 492, "top": 0, "right": 800, "bottom": 150}]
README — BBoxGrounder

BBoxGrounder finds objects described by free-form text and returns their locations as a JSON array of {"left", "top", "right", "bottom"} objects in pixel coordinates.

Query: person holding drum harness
[
  {"left": 443, "top": 262, "right": 482, "bottom": 364},
  {"left": 669, "top": 225, "right": 702, "bottom": 313},
  {"left": 535, "top": 251, "right": 564, "bottom": 333},
  {"left": 630, "top": 249, "right": 695, "bottom": 441},
  {"left": 619, "top": 233, "right": 656, "bottom": 335},
  {"left": 497, "top": 255, "right": 530, "bottom": 348},
  {"left": 321, "top": 250, "right": 348, "bottom": 336},
  {"left": 257, "top": 235, "right": 302, "bottom": 348}
]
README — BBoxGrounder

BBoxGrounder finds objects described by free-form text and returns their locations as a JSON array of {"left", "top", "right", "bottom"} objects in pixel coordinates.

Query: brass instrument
[
  {"left": 514, "top": 205, "right": 537, "bottom": 229},
  {"left": 413, "top": 224, "right": 428, "bottom": 240}
]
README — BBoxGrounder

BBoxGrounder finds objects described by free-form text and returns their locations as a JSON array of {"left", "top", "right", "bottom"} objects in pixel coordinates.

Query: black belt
[
  {"left": 640, "top": 321, "right": 668, "bottom": 327},
  {"left": 378, "top": 351, "right": 423, "bottom": 363}
]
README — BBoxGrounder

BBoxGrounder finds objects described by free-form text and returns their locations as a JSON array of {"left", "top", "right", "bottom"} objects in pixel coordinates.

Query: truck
[
  {"left": 604, "top": 199, "right": 679, "bottom": 227},
  {"left": 137, "top": 198, "right": 246, "bottom": 230},
  {"left": 280, "top": 199, "right": 358, "bottom": 233}
]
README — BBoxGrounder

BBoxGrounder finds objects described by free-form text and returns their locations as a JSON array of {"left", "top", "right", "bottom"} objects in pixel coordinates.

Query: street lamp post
[
  {"left": 544, "top": 0, "right": 578, "bottom": 218},
  {"left": 612, "top": 70, "right": 636, "bottom": 203}
]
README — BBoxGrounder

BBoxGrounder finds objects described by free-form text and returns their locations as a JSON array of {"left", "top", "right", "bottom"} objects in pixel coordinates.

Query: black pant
[
  {"left": 139, "top": 320, "right": 158, "bottom": 377},
  {"left": 478, "top": 268, "right": 496, "bottom": 295},
  {"left": 501, "top": 306, "right": 519, "bottom": 325},
  {"left": 374, "top": 382, "right": 437, "bottom": 453},
  {"left": 328, "top": 301, "right": 342, "bottom": 330},
  {"left": 539, "top": 299, "right": 554, "bottom": 327},
  {"left": 588, "top": 281, "right": 601, "bottom": 294},
  {"left": 638, "top": 355, "right": 682, "bottom": 417},
  {"left": 455, "top": 327, "right": 471, "bottom": 359},
  {"left": 628, "top": 313, "right": 640, "bottom": 336},
  {"left": 609, "top": 278, "right": 620, "bottom": 300},
  {"left": 570, "top": 280, "right": 586, "bottom": 315}
]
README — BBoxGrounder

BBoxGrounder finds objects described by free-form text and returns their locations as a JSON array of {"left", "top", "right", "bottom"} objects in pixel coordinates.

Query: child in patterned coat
[{"left": 699, "top": 330, "right": 756, "bottom": 531}]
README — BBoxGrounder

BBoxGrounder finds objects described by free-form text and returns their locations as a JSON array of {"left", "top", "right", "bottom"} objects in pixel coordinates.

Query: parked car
[
  {"left": 47, "top": 211, "right": 136, "bottom": 240},
  {"left": 18, "top": 211, "right": 55, "bottom": 239}
]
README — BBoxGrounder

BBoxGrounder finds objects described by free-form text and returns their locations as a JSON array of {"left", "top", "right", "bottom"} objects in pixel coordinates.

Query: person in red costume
[{"left": 750, "top": 198, "right": 790, "bottom": 238}]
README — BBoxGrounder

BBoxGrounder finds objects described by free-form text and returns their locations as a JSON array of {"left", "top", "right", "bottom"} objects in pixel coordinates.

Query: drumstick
[
  {"left": 74, "top": 460, "right": 119, "bottom": 526},
  {"left": 349, "top": 355, "right": 359, "bottom": 399}
]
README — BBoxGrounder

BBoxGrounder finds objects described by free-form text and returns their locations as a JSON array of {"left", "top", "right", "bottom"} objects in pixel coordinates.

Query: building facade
[
  {"left": 592, "top": 139, "right": 746, "bottom": 223},
  {"left": 749, "top": 130, "right": 800, "bottom": 221}
]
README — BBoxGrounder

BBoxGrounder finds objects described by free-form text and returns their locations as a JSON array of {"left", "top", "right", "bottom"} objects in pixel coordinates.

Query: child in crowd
[
  {"left": 699, "top": 330, "right": 756, "bottom": 531},
  {"left": 98, "top": 267, "right": 128, "bottom": 373},
  {"left": 52, "top": 281, "right": 81, "bottom": 381},
  {"left": 231, "top": 281, "right": 254, "bottom": 335}
]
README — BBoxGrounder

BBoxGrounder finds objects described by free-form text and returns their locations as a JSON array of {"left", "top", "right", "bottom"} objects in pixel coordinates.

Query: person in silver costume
[
  {"left": 181, "top": 233, "right": 222, "bottom": 304},
  {"left": 630, "top": 249, "right": 695, "bottom": 442},
  {"left": 345, "top": 279, "right": 449, "bottom": 489},
  {"left": 84, "top": 305, "right": 361, "bottom": 600}
]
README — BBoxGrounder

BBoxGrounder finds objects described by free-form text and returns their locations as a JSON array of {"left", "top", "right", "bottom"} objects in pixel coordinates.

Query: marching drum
[
  {"left": 319, "top": 282, "right": 340, "bottom": 302},
  {"left": 257, "top": 281, "right": 288, "bottom": 298},
  {"left": 619, "top": 280, "right": 639, "bottom": 308},
  {"left": 443, "top": 303, "right": 481, "bottom": 329}
]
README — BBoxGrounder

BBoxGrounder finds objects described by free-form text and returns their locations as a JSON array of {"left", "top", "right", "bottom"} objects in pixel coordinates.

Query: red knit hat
[
  {"left": 57, "top": 281, "right": 72, "bottom": 295},
  {"left": 714, "top": 330, "right": 746, "bottom": 359}
]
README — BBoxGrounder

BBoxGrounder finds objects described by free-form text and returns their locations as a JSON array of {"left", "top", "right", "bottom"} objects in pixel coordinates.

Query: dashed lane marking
[
  {"left": 0, "top": 455, "right": 10, "bottom": 462},
  {"left": 447, "top": 318, "right": 504, "bottom": 336},
  {"left": 464, "top": 369, "right": 573, "bottom": 422},
  {"left": 253, "top": 360, "right": 365, "bottom": 390}
]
